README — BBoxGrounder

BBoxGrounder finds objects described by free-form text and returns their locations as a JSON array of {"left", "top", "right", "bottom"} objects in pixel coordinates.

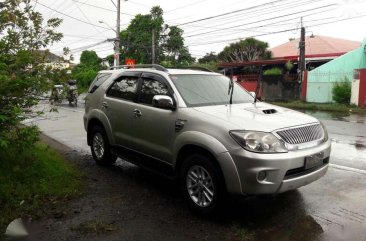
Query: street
[{"left": 25, "top": 100, "right": 366, "bottom": 241}]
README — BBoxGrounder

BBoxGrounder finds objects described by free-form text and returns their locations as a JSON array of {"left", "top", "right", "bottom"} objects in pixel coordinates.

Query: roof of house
[
  {"left": 270, "top": 35, "right": 361, "bottom": 59},
  {"left": 36, "top": 50, "right": 61, "bottom": 62}
]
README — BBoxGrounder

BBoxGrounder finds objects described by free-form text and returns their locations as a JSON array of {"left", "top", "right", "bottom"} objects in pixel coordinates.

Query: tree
[
  {"left": 72, "top": 50, "right": 102, "bottom": 91},
  {"left": 0, "top": 0, "right": 63, "bottom": 150},
  {"left": 120, "top": 6, "right": 193, "bottom": 65},
  {"left": 79, "top": 50, "right": 101, "bottom": 67},
  {"left": 218, "top": 38, "right": 271, "bottom": 63},
  {"left": 162, "top": 26, "right": 195, "bottom": 66},
  {"left": 198, "top": 52, "right": 218, "bottom": 64}
]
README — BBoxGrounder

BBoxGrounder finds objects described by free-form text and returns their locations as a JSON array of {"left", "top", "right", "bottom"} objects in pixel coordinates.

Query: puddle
[{"left": 296, "top": 110, "right": 366, "bottom": 124}]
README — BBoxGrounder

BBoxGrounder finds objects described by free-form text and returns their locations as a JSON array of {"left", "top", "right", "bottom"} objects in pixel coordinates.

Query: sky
[{"left": 33, "top": 0, "right": 366, "bottom": 63}]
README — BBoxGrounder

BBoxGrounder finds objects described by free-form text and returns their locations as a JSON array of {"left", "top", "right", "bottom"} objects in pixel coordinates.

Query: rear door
[
  {"left": 129, "top": 72, "right": 177, "bottom": 163},
  {"left": 102, "top": 72, "right": 141, "bottom": 147}
]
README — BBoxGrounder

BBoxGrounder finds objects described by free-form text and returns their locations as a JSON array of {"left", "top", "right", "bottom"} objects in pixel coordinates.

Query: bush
[
  {"left": 263, "top": 67, "right": 283, "bottom": 75},
  {"left": 332, "top": 80, "right": 351, "bottom": 104},
  {"left": 72, "top": 66, "right": 98, "bottom": 92}
]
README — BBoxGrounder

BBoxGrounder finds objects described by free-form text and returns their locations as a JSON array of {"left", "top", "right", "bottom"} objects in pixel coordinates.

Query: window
[
  {"left": 88, "top": 73, "right": 112, "bottom": 93},
  {"left": 107, "top": 77, "right": 139, "bottom": 101},
  {"left": 170, "top": 74, "right": 253, "bottom": 107},
  {"left": 139, "top": 78, "right": 170, "bottom": 105}
]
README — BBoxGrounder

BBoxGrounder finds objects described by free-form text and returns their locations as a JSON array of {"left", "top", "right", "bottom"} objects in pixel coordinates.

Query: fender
[
  {"left": 173, "top": 131, "right": 242, "bottom": 195},
  {"left": 86, "top": 109, "right": 115, "bottom": 145}
]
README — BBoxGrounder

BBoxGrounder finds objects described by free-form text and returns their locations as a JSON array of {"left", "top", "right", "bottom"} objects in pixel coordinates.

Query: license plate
[{"left": 305, "top": 152, "right": 324, "bottom": 169}]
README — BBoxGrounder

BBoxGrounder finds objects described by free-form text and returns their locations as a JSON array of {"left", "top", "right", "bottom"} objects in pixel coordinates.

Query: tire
[
  {"left": 90, "top": 125, "right": 117, "bottom": 166},
  {"left": 180, "top": 153, "right": 225, "bottom": 214}
]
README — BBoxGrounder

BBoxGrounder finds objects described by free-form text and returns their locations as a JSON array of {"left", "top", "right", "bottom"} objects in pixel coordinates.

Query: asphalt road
[{"left": 24, "top": 101, "right": 366, "bottom": 241}]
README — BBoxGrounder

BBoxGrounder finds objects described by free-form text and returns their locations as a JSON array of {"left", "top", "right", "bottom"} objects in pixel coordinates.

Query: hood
[{"left": 193, "top": 102, "right": 319, "bottom": 132}]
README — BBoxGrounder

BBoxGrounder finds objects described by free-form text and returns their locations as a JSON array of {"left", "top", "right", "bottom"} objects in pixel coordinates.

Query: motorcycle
[
  {"left": 49, "top": 80, "right": 78, "bottom": 106},
  {"left": 66, "top": 80, "right": 78, "bottom": 106}
]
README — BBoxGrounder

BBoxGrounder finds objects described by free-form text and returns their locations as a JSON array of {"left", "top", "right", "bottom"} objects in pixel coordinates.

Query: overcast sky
[{"left": 34, "top": 0, "right": 366, "bottom": 63}]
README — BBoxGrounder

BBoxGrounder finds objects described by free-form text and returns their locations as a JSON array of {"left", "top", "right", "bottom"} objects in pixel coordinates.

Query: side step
[{"left": 111, "top": 146, "right": 176, "bottom": 180}]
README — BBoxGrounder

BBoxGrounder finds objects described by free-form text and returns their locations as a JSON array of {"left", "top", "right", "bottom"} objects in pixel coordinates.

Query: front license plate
[{"left": 305, "top": 152, "right": 324, "bottom": 169}]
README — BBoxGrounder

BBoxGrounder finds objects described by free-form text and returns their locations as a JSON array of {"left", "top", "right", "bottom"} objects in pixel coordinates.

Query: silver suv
[{"left": 84, "top": 65, "right": 331, "bottom": 213}]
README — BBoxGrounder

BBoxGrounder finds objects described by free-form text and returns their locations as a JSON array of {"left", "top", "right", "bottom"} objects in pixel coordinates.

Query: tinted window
[
  {"left": 88, "top": 73, "right": 112, "bottom": 93},
  {"left": 139, "top": 78, "right": 170, "bottom": 105},
  {"left": 170, "top": 74, "right": 253, "bottom": 107},
  {"left": 107, "top": 77, "right": 138, "bottom": 101}
]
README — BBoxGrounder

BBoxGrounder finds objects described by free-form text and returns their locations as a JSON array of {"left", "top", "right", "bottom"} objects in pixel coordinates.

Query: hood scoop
[
  {"left": 243, "top": 106, "right": 280, "bottom": 115},
  {"left": 262, "top": 109, "right": 277, "bottom": 114}
]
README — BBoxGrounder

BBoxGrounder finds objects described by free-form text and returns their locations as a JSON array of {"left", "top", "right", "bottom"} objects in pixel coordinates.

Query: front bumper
[{"left": 226, "top": 139, "right": 331, "bottom": 195}]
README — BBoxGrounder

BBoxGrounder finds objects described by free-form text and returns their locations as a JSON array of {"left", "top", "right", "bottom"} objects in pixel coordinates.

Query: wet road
[{"left": 26, "top": 101, "right": 366, "bottom": 241}]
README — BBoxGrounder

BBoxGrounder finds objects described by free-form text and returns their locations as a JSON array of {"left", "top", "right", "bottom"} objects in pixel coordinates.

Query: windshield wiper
[
  {"left": 227, "top": 68, "right": 235, "bottom": 104},
  {"left": 228, "top": 77, "right": 234, "bottom": 105}
]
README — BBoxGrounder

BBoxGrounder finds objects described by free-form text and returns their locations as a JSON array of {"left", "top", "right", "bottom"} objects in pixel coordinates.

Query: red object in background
[
  {"left": 125, "top": 59, "right": 136, "bottom": 66},
  {"left": 239, "top": 81, "right": 258, "bottom": 92},
  {"left": 358, "top": 69, "right": 366, "bottom": 108}
]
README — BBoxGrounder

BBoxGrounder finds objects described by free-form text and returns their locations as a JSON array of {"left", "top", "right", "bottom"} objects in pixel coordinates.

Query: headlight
[
  {"left": 320, "top": 121, "right": 329, "bottom": 142},
  {"left": 230, "top": 131, "right": 288, "bottom": 153}
]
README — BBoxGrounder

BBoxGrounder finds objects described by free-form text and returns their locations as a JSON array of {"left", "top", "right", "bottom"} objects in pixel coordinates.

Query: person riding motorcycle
[{"left": 66, "top": 79, "right": 78, "bottom": 106}]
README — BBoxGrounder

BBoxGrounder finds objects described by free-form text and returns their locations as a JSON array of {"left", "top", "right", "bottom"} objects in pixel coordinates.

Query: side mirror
[
  {"left": 152, "top": 95, "right": 175, "bottom": 110},
  {"left": 249, "top": 91, "right": 256, "bottom": 99}
]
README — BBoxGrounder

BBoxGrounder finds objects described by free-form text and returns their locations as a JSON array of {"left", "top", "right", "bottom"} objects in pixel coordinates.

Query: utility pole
[
  {"left": 115, "top": 0, "right": 121, "bottom": 67},
  {"left": 151, "top": 29, "right": 156, "bottom": 64},
  {"left": 298, "top": 17, "right": 306, "bottom": 99},
  {"left": 298, "top": 17, "right": 306, "bottom": 84}
]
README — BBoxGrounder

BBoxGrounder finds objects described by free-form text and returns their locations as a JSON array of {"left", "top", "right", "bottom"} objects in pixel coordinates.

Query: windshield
[{"left": 170, "top": 74, "right": 254, "bottom": 107}]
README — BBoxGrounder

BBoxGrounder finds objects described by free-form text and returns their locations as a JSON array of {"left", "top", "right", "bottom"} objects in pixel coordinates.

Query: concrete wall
[{"left": 307, "top": 39, "right": 366, "bottom": 103}]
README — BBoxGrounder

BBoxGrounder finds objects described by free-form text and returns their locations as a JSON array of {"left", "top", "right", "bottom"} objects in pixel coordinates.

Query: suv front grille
[{"left": 277, "top": 124, "right": 324, "bottom": 144}]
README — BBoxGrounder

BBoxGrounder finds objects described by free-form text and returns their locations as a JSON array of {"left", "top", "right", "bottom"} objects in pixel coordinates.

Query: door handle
[
  {"left": 133, "top": 109, "right": 142, "bottom": 117},
  {"left": 102, "top": 102, "right": 109, "bottom": 108}
]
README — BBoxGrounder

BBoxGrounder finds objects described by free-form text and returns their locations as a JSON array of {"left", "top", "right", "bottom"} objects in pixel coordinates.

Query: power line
[
  {"left": 185, "top": 4, "right": 335, "bottom": 38},
  {"left": 72, "top": 0, "right": 135, "bottom": 16},
  {"left": 181, "top": 0, "right": 315, "bottom": 34},
  {"left": 109, "top": 0, "right": 117, "bottom": 8},
  {"left": 185, "top": 13, "right": 366, "bottom": 47},
  {"left": 35, "top": 1, "right": 110, "bottom": 30},
  {"left": 165, "top": 0, "right": 208, "bottom": 13},
  {"left": 176, "top": 0, "right": 289, "bottom": 26}
]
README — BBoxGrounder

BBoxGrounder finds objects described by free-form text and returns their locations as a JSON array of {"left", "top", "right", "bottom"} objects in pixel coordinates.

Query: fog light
[{"left": 258, "top": 171, "right": 267, "bottom": 181}]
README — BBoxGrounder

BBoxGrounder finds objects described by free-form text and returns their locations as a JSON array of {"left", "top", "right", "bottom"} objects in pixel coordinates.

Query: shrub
[
  {"left": 263, "top": 67, "right": 283, "bottom": 75},
  {"left": 332, "top": 79, "right": 351, "bottom": 104}
]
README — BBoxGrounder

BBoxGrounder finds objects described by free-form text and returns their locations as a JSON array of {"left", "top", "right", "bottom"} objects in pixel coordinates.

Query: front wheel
[
  {"left": 180, "top": 153, "right": 225, "bottom": 214},
  {"left": 90, "top": 125, "right": 116, "bottom": 165}
]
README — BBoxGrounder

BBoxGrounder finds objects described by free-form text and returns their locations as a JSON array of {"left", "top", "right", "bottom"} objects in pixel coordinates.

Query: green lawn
[
  {"left": 0, "top": 142, "right": 81, "bottom": 232},
  {"left": 272, "top": 101, "right": 366, "bottom": 114}
]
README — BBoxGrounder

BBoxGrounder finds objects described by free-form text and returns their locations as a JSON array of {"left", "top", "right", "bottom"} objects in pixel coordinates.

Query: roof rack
[
  {"left": 109, "top": 64, "right": 168, "bottom": 72},
  {"left": 172, "top": 66, "right": 214, "bottom": 73}
]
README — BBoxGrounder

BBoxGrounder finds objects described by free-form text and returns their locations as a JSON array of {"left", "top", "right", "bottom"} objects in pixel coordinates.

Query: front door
[{"left": 129, "top": 73, "right": 177, "bottom": 163}]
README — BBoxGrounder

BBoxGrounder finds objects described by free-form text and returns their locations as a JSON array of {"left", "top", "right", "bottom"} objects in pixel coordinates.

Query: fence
[
  {"left": 306, "top": 71, "right": 354, "bottom": 103},
  {"left": 234, "top": 74, "right": 300, "bottom": 101}
]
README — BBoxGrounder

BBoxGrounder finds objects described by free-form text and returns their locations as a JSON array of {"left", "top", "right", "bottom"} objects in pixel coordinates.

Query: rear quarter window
[{"left": 88, "top": 73, "right": 112, "bottom": 93}]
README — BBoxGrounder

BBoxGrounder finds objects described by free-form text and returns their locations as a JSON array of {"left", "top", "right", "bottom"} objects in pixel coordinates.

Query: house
[
  {"left": 306, "top": 39, "right": 366, "bottom": 104},
  {"left": 219, "top": 35, "right": 361, "bottom": 101},
  {"left": 38, "top": 50, "right": 71, "bottom": 70}
]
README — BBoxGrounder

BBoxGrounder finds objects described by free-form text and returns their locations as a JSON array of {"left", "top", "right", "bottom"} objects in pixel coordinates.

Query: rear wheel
[
  {"left": 90, "top": 125, "right": 116, "bottom": 165},
  {"left": 180, "top": 153, "right": 225, "bottom": 214}
]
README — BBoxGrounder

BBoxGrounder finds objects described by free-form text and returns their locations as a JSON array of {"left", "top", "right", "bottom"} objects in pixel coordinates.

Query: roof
[
  {"left": 101, "top": 66, "right": 219, "bottom": 75},
  {"left": 36, "top": 50, "right": 62, "bottom": 62},
  {"left": 270, "top": 35, "right": 361, "bottom": 59}
]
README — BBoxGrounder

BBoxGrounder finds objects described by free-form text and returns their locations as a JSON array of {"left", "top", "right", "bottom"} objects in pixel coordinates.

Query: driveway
[{"left": 24, "top": 101, "right": 366, "bottom": 241}]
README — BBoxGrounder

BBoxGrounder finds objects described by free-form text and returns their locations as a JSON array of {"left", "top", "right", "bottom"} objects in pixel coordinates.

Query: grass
[
  {"left": 272, "top": 100, "right": 366, "bottom": 114},
  {"left": 0, "top": 142, "right": 81, "bottom": 232}
]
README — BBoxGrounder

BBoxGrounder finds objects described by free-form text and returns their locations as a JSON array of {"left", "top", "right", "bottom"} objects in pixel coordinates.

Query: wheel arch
[
  {"left": 86, "top": 111, "right": 114, "bottom": 146},
  {"left": 173, "top": 131, "right": 242, "bottom": 195}
]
